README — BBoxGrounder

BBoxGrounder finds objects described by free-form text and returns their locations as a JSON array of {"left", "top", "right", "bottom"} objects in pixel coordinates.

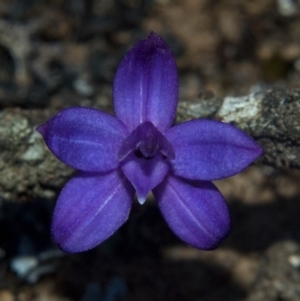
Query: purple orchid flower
[{"left": 37, "top": 33, "right": 262, "bottom": 253}]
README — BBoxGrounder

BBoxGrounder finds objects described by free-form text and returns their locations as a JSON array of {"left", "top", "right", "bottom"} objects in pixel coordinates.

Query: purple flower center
[{"left": 118, "top": 121, "right": 175, "bottom": 161}]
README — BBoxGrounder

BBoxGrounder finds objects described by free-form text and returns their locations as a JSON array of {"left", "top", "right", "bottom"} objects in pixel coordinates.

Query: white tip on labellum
[{"left": 136, "top": 191, "right": 148, "bottom": 205}]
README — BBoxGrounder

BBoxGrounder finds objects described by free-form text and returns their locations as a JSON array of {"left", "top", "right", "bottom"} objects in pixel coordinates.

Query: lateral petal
[
  {"left": 52, "top": 170, "right": 134, "bottom": 253},
  {"left": 37, "top": 107, "right": 128, "bottom": 172},
  {"left": 166, "top": 119, "right": 263, "bottom": 180},
  {"left": 153, "top": 175, "right": 230, "bottom": 250},
  {"left": 113, "top": 32, "right": 178, "bottom": 132},
  {"left": 121, "top": 153, "right": 169, "bottom": 204}
]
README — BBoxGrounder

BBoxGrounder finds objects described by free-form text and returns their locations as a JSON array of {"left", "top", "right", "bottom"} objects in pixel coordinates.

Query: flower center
[{"left": 118, "top": 121, "right": 175, "bottom": 161}]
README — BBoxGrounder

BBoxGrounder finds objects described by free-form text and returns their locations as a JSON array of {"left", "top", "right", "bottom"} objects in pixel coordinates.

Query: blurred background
[{"left": 1, "top": 0, "right": 300, "bottom": 300}]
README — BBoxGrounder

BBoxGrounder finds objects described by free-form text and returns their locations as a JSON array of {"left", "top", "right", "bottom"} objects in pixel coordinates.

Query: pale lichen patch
[{"left": 217, "top": 92, "right": 263, "bottom": 129}]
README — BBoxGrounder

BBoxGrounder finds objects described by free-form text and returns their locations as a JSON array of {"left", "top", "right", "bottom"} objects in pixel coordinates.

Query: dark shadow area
[
  {"left": 1, "top": 192, "right": 300, "bottom": 299},
  {"left": 0, "top": 198, "right": 54, "bottom": 258},
  {"left": 225, "top": 197, "right": 300, "bottom": 252},
  {"left": 56, "top": 251, "right": 246, "bottom": 301},
  {"left": 0, "top": 199, "right": 247, "bottom": 300}
]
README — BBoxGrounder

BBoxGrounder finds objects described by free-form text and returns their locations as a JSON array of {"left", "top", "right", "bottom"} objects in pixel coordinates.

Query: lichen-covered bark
[
  {"left": 0, "top": 108, "right": 73, "bottom": 202},
  {"left": 217, "top": 89, "right": 300, "bottom": 169},
  {"left": 1, "top": 88, "right": 300, "bottom": 201},
  {"left": 177, "top": 88, "right": 300, "bottom": 169}
]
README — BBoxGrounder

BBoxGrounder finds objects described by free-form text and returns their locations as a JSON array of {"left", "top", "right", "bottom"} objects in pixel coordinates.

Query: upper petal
[
  {"left": 52, "top": 170, "right": 135, "bottom": 253},
  {"left": 37, "top": 107, "right": 128, "bottom": 172},
  {"left": 166, "top": 119, "right": 263, "bottom": 180},
  {"left": 113, "top": 32, "right": 178, "bottom": 132},
  {"left": 121, "top": 153, "right": 169, "bottom": 204},
  {"left": 153, "top": 175, "right": 230, "bottom": 250}
]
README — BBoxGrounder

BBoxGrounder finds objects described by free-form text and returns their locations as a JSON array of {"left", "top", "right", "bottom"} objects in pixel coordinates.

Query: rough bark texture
[
  {"left": 1, "top": 88, "right": 299, "bottom": 201},
  {"left": 177, "top": 88, "right": 300, "bottom": 169},
  {"left": 0, "top": 108, "right": 74, "bottom": 202},
  {"left": 218, "top": 89, "right": 300, "bottom": 169}
]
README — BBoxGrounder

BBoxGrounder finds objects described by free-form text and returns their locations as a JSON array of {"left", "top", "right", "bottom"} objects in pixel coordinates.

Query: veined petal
[
  {"left": 113, "top": 32, "right": 178, "bottom": 132},
  {"left": 37, "top": 107, "right": 128, "bottom": 172},
  {"left": 153, "top": 175, "right": 230, "bottom": 250},
  {"left": 121, "top": 153, "right": 169, "bottom": 204},
  {"left": 52, "top": 170, "right": 134, "bottom": 253},
  {"left": 166, "top": 119, "right": 263, "bottom": 180}
]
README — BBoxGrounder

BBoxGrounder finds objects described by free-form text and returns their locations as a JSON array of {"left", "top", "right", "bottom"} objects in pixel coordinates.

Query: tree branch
[
  {"left": 1, "top": 88, "right": 299, "bottom": 201},
  {"left": 177, "top": 88, "right": 300, "bottom": 169}
]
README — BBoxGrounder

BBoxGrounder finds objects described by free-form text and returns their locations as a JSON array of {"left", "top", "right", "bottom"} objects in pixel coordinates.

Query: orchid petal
[
  {"left": 121, "top": 153, "right": 169, "bottom": 204},
  {"left": 153, "top": 175, "right": 230, "bottom": 250},
  {"left": 113, "top": 32, "right": 178, "bottom": 132},
  {"left": 52, "top": 170, "right": 134, "bottom": 253},
  {"left": 166, "top": 119, "right": 263, "bottom": 180},
  {"left": 37, "top": 107, "right": 128, "bottom": 172}
]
